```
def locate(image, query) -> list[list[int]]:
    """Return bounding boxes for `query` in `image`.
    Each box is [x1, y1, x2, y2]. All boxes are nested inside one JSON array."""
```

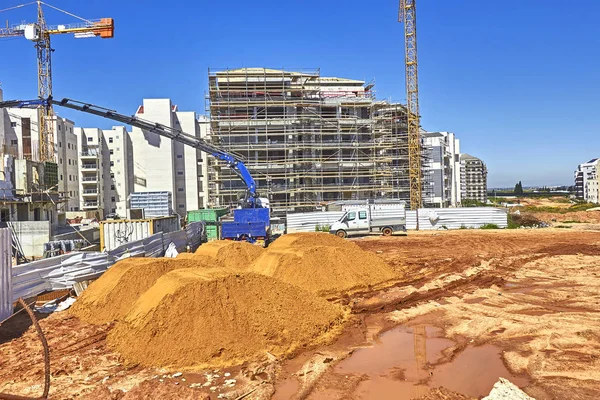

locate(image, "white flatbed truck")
[[328, 200, 407, 238]]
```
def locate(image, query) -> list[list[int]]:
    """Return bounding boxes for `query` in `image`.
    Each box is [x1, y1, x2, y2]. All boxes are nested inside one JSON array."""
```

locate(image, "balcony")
[[82, 189, 98, 197], [82, 201, 99, 209], [80, 148, 100, 158], [81, 163, 98, 170], [81, 175, 98, 183]]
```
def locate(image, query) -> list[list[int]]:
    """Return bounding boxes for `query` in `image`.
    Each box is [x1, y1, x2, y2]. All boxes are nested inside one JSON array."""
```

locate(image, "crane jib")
[[0, 96, 258, 205]]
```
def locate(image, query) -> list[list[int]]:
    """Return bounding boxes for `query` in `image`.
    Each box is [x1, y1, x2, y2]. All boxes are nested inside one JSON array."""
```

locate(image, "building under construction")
[[207, 68, 430, 214]]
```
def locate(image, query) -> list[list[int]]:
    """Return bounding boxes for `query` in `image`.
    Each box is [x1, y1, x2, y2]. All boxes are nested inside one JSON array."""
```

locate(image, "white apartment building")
[[130, 99, 207, 216], [575, 158, 600, 203], [6, 105, 80, 212], [102, 127, 133, 217], [460, 154, 488, 203], [422, 131, 462, 207], [74, 128, 110, 216], [197, 116, 210, 209]]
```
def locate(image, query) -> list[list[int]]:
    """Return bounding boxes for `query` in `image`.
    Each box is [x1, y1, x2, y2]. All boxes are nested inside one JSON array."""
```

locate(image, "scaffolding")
[[206, 68, 430, 214]]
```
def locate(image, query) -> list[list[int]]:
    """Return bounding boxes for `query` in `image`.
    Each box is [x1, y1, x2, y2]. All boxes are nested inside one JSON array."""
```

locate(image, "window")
[[359, 211, 367, 220], [109, 149, 114, 155], [69, 127, 72, 133], [68, 159, 71, 165], [110, 161, 114, 167], [87, 137, 93, 142], [178, 204, 185, 208], [177, 171, 183, 175], [178, 188, 184, 192], [10, 139, 18, 146], [110, 173, 114, 179], [59, 158, 62, 164], [67, 143, 70, 149], [177, 154, 183, 159], [58, 125, 61, 131], [69, 175, 72, 181], [10, 122, 16, 128], [117, 159, 120, 163], [59, 141, 62, 148], [111, 196, 115, 202], [112, 208, 116, 213], [111, 184, 115, 190], [60, 174, 63, 180], [347, 211, 356, 221], [109, 137, 114, 143]]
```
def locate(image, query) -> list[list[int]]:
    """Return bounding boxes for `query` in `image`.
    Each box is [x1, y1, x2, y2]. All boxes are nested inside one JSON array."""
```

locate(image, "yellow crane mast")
[[398, 0, 422, 210], [0, 1, 114, 162]]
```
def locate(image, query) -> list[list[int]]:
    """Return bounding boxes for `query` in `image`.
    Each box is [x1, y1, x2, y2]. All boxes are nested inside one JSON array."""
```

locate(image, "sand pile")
[[250, 232, 398, 296], [108, 269, 346, 369], [70, 257, 216, 324], [193, 240, 264, 271]]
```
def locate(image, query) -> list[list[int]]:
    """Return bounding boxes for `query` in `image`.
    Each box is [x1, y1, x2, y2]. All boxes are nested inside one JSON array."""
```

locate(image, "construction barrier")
[[406, 207, 508, 230], [286, 207, 508, 233], [286, 211, 345, 233], [0, 228, 11, 321], [4, 222, 205, 305]]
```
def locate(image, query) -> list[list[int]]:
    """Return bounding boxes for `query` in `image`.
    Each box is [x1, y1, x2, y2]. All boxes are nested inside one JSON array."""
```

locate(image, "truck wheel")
[[382, 227, 393, 236], [335, 230, 347, 239]]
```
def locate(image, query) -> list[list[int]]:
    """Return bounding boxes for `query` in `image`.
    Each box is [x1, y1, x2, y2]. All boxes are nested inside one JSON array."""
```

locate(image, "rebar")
[[0, 298, 50, 400]]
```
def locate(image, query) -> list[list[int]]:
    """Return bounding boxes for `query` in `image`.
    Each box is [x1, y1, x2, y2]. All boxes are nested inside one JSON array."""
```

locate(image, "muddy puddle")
[[289, 324, 530, 399]]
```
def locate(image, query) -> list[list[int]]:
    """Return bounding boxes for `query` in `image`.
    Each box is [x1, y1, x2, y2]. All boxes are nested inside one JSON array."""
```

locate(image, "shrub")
[[480, 223, 500, 230]]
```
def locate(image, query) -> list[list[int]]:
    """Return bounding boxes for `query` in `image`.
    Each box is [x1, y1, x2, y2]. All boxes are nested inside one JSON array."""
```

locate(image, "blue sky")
[[1, 0, 599, 188]]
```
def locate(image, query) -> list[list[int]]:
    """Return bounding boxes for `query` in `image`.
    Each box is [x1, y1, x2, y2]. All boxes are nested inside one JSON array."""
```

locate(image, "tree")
[[514, 181, 524, 195]]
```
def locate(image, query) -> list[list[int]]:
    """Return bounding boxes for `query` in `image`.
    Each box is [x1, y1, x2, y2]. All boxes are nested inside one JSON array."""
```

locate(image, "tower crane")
[[398, 0, 422, 211], [0, 1, 114, 162]]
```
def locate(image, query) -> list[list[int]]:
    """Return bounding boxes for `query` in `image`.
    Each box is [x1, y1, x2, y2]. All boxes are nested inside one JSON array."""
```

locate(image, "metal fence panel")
[[286, 211, 345, 233], [406, 207, 508, 230], [0, 228, 12, 321]]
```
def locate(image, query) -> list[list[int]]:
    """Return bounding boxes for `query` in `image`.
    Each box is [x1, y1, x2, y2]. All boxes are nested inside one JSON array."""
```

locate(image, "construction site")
[[207, 68, 426, 214], [1, 1, 600, 400]]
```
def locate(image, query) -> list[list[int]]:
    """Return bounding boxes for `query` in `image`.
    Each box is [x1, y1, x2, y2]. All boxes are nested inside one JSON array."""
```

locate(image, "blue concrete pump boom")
[[0, 97, 258, 207]]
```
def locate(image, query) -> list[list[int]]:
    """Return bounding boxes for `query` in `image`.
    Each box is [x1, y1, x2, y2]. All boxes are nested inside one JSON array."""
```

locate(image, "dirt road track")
[[1, 229, 600, 399]]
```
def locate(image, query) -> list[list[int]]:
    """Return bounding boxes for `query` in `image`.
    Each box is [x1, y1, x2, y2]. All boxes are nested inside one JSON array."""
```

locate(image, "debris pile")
[[70, 257, 215, 324], [192, 240, 264, 271], [250, 233, 398, 296], [108, 269, 346, 369]]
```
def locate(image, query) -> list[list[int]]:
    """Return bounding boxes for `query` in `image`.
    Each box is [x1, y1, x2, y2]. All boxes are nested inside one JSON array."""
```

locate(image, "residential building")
[[422, 131, 462, 207], [574, 158, 599, 202], [102, 127, 133, 217], [55, 117, 79, 211], [6, 106, 80, 213], [206, 68, 426, 215], [130, 99, 206, 216], [74, 128, 110, 216], [197, 116, 211, 209], [0, 87, 19, 160], [460, 154, 488, 203]]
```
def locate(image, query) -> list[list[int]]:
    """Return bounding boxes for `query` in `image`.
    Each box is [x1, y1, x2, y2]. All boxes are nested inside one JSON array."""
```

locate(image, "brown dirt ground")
[[2, 229, 600, 399]]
